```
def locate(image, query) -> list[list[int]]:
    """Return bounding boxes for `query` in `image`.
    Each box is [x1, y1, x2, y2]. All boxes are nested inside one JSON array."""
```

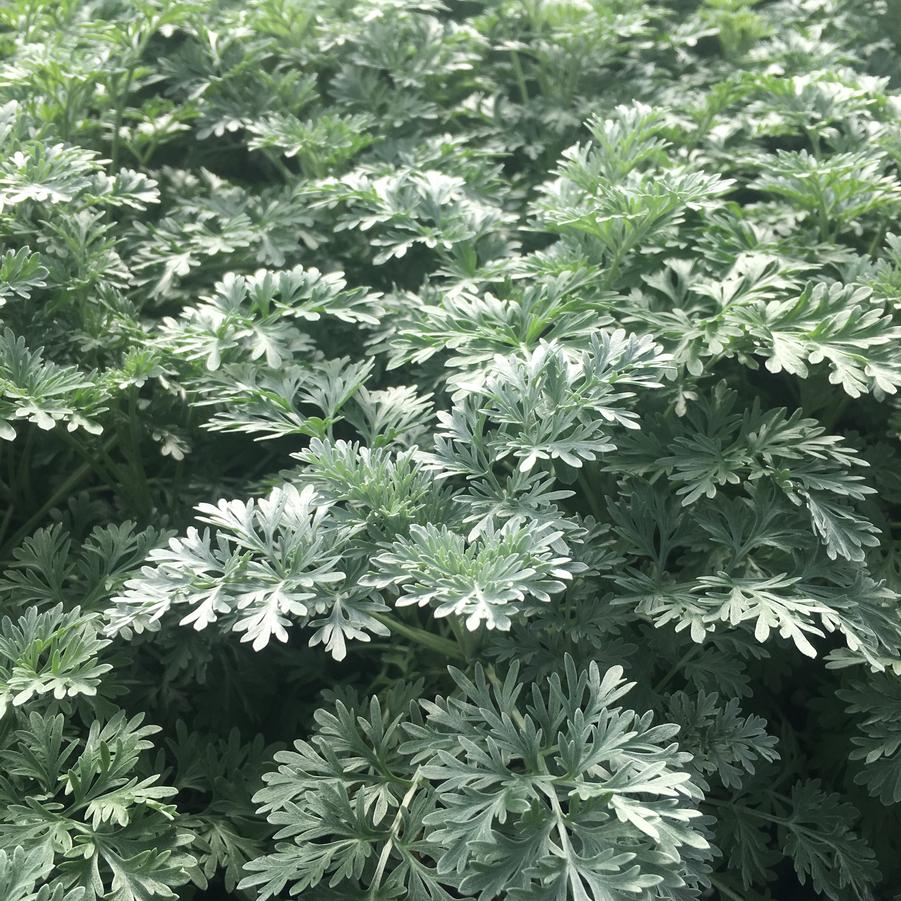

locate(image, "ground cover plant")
[[2, 0, 901, 898]]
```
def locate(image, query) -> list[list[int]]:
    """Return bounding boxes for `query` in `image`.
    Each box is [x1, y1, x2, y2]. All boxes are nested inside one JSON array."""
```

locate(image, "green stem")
[[510, 49, 530, 105], [815, 192, 832, 244], [654, 644, 702, 693], [368, 772, 422, 900], [371, 612, 466, 661], [61, 431, 117, 487], [0, 436, 116, 558], [16, 428, 35, 512], [577, 470, 605, 522], [447, 615, 480, 660], [485, 666, 528, 729], [0, 504, 13, 549], [867, 223, 886, 257], [488, 666, 577, 875], [110, 72, 134, 172], [264, 149, 295, 182], [126, 387, 152, 516], [548, 789, 576, 866], [704, 796, 788, 826], [818, 393, 850, 432], [805, 128, 821, 159], [5, 445, 14, 506], [710, 875, 747, 901], [109, 27, 155, 172]]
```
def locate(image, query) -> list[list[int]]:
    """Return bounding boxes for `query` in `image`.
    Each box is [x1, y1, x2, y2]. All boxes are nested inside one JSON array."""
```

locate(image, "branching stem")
[[371, 612, 466, 661]]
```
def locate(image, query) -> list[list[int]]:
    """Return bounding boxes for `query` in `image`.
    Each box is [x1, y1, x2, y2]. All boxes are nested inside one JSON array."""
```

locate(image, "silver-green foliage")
[[0, 0, 900, 899]]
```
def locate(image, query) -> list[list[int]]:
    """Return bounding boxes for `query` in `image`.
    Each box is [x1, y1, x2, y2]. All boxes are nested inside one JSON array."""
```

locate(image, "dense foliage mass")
[[2, 0, 901, 898]]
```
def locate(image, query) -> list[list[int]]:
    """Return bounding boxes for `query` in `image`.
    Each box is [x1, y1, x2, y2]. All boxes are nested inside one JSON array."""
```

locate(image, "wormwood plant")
[[2, 0, 901, 898]]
